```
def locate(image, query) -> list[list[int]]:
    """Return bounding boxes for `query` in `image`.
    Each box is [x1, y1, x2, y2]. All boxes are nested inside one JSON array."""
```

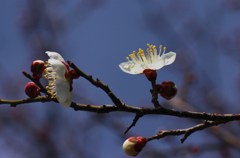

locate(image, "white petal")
[[55, 77, 72, 107], [162, 51, 176, 65], [46, 55, 72, 107], [48, 59, 66, 78], [148, 56, 165, 70], [46, 51, 65, 62], [119, 62, 144, 74]]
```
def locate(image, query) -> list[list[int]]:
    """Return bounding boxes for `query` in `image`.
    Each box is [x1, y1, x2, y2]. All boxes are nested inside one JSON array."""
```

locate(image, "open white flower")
[[44, 51, 72, 107], [119, 44, 176, 74]]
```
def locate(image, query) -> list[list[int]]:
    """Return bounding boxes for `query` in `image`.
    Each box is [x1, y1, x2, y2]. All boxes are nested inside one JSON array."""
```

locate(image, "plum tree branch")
[[0, 62, 239, 146], [1, 97, 240, 122]]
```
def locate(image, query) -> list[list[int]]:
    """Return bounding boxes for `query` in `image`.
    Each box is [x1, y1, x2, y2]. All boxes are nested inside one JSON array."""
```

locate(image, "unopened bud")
[[122, 136, 147, 156], [31, 60, 46, 80], [143, 69, 157, 81], [157, 81, 177, 100], [69, 70, 80, 79], [25, 82, 40, 98]]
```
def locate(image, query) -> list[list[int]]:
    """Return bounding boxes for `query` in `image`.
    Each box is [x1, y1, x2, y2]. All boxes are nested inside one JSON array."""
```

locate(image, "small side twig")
[[180, 120, 228, 143], [124, 113, 143, 134]]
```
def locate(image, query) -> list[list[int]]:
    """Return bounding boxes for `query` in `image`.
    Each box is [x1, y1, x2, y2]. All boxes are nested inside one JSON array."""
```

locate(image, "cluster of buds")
[[122, 136, 147, 156], [24, 60, 46, 98]]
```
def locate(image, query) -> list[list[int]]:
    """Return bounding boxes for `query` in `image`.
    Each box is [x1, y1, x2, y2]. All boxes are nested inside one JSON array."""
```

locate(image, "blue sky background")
[[1, 0, 240, 157]]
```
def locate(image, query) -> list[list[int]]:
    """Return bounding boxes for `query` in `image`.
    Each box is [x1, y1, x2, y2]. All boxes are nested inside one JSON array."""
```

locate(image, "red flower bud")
[[122, 136, 147, 156], [25, 82, 40, 98], [143, 69, 157, 81], [69, 70, 80, 79], [157, 81, 177, 100], [31, 60, 46, 80]]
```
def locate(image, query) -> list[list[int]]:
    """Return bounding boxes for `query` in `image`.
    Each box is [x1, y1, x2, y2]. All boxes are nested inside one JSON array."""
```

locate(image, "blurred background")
[[1, 0, 240, 157]]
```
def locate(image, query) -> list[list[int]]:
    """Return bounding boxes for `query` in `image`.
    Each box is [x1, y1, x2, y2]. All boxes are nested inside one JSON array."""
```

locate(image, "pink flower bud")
[[69, 70, 80, 79], [25, 82, 40, 98], [122, 136, 147, 156], [143, 69, 157, 81], [157, 81, 177, 100], [31, 60, 46, 80], [65, 70, 80, 80]]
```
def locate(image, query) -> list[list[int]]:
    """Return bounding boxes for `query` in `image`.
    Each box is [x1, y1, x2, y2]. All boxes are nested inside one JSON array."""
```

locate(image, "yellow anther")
[[129, 52, 134, 57], [138, 48, 144, 56], [129, 51, 136, 59], [129, 51, 140, 64]]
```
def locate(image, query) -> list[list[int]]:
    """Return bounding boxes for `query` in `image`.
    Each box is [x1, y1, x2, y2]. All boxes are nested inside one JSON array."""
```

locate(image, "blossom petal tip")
[[45, 51, 65, 62], [119, 62, 141, 75], [163, 51, 176, 65]]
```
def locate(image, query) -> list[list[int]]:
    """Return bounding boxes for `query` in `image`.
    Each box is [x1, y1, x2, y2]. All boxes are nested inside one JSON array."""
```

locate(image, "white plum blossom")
[[119, 44, 176, 74], [44, 51, 72, 107]]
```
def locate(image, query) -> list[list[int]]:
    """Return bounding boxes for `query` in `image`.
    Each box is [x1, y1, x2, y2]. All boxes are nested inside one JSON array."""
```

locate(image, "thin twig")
[[180, 120, 228, 143], [147, 120, 229, 143], [124, 113, 143, 134]]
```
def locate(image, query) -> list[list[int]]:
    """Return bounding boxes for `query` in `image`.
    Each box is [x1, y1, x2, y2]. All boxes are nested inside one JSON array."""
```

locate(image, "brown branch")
[[2, 97, 240, 123], [0, 98, 239, 144], [147, 120, 229, 143], [0, 96, 55, 107], [69, 62, 124, 107], [71, 102, 240, 122]]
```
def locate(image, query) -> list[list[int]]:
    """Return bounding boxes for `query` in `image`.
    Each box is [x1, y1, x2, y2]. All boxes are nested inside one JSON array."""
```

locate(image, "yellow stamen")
[[146, 44, 154, 63], [137, 48, 148, 64], [147, 44, 158, 62], [129, 51, 139, 64]]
